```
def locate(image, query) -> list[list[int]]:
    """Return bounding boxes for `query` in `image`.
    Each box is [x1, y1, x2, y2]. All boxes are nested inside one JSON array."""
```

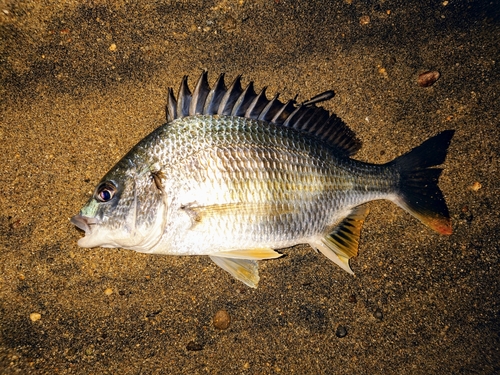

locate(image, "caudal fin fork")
[[389, 130, 455, 235]]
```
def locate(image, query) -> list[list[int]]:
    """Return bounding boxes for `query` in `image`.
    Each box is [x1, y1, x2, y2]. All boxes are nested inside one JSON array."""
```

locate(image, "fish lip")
[[70, 214, 97, 234]]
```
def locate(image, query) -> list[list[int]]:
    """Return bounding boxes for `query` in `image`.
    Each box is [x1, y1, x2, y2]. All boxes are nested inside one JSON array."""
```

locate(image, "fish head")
[[71, 158, 167, 252]]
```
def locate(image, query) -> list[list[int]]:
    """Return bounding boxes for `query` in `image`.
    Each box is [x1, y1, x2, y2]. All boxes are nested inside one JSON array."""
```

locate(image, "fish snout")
[[71, 214, 96, 234]]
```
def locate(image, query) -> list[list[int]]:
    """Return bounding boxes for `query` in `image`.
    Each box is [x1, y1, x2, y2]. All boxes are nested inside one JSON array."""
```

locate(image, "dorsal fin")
[[166, 72, 361, 156]]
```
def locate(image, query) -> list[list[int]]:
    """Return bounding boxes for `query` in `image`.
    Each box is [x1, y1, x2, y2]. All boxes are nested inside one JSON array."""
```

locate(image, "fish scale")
[[71, 72, 454, 288]]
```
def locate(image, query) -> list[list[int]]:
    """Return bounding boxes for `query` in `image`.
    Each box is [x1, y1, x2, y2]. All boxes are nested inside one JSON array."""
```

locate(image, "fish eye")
[[95, 182, 117, 203]]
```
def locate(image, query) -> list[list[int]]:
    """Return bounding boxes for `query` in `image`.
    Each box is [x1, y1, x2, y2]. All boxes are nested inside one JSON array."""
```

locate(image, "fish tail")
[[388, 130, 455, 235]]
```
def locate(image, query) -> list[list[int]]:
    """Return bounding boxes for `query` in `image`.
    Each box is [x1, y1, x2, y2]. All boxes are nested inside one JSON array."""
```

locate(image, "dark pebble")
[[186, 341, 203, 351], [146, 309, 162, 318], [348, 294, 357, 303], [374, 308, 384, 320], [418, 70, 440, 87], [335, 325, 348, 338]]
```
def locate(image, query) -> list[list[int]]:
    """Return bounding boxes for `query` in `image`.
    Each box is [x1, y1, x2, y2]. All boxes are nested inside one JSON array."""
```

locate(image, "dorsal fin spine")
[[218, 75, 243, 115], [190, 71, 210, 115], [282, 104, 303, 127], [257, 94, 281, 121], [245, 87, 268, 118], [177, 76, 192, 118], [302, 90, 335, 106], [166, 87, 177, 122], [204, 73, 226, 115], [292, 107, 315, 130], [271, 100, 296, 124], [231, 82, 257, 116]]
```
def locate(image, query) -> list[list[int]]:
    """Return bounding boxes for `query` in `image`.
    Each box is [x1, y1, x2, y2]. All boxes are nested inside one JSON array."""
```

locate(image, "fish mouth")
[[70, 214, 97, 234]]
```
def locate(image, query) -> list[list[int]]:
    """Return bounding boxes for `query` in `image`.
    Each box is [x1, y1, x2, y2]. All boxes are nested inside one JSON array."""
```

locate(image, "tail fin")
[[388, 130, 455, 235]]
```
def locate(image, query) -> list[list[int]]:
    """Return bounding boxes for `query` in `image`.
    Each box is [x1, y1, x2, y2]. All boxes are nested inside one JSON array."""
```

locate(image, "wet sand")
[[1, 1, 498, 374]]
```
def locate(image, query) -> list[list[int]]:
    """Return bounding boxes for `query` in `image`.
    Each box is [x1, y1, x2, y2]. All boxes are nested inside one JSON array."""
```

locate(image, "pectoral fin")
[[209, 256, 260, 288], [310, 205, 370, 274]]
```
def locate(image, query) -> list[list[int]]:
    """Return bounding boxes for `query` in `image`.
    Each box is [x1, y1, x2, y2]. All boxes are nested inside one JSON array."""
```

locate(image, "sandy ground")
[[1, 1, 498, 374]]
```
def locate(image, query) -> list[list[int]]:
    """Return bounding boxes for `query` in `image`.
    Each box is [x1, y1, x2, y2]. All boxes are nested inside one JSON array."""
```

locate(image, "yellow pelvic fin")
[[213, 248, 283, 260], [209, 256, 260, 288], [311, 205, 370, 274]]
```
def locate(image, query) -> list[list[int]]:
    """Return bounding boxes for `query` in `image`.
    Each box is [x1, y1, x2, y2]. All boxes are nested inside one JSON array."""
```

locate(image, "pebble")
[[213, 309, 231, 330], [186, 341, 203, 351], [470, 181, 481, 191], [335, 325, 348, 338], [85, 346, 94, 356], [378, 66, 388, 78], [29, 312, 41, 322], [418, 70, 440, 87], [104, 288, 113, 296], [374, 308, 384, 320], [359, 15, 370, 25]]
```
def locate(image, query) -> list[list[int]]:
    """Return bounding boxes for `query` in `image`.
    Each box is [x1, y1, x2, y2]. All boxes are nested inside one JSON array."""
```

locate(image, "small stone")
[[213, 309, 231, 330], [360, 15, 370, 25], [374, 308, 384, 320], [470, 181, 481, 191], [109, 43, 117, 51], [335, 325, 348, 338], [29, 312, 41, 322], [222, 16, 237, 32], [348, 294, 357, 303], [378, 66, 388, 79], [104, 288, 113, 296], [418, 70, 440, 87], [186, 341, 203, 351]]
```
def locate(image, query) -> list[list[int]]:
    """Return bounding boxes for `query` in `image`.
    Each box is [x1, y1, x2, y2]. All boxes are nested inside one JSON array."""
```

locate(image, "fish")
[[71, 72, 454, 288]]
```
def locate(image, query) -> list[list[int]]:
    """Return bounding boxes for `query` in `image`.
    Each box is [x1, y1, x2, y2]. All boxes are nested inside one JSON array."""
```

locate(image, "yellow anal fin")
[[213, 248, 283, 260], [209, 256, 260, 288], [311, 205, 370, 274]]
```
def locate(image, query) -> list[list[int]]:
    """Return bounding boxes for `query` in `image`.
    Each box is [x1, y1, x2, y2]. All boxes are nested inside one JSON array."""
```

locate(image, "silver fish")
[[71, 72, 454, 288]]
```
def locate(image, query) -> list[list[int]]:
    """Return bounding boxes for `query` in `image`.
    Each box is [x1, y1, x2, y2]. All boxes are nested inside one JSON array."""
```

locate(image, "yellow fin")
[[209, 256, 260, 288], [310, 205, 370, 274], [213, 248, 283, 260]]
